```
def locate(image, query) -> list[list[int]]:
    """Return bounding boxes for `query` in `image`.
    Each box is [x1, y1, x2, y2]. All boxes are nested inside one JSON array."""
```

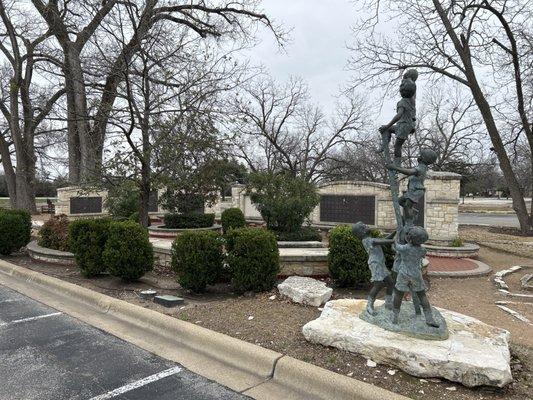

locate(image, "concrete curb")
[[0, 260, 408, 400]]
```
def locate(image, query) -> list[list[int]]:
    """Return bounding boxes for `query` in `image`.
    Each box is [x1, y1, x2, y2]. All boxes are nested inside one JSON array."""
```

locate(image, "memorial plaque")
[[70, 196, 102, 214], [320, 195, 375, 225], [148, 191, 158, 213]]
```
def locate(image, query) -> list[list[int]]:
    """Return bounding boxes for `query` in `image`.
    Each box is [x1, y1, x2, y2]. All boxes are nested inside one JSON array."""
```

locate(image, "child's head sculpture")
[[405, 225, 429, 246], [352, 221, 370, 239], [418, 148, 438, 166], [399, 68, 418, 99]]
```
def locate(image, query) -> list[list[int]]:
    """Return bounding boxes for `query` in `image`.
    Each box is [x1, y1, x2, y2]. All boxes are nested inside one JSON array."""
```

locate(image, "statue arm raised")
[[387, 164, 417, 175]]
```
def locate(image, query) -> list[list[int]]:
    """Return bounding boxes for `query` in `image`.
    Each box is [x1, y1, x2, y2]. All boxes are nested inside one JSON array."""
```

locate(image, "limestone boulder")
[[302, 299, 512, 387], [277, 277, 332, 307]]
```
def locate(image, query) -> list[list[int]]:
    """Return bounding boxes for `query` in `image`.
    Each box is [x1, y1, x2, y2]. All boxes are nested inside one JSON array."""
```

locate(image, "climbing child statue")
[[378, 69, 418, 165], [388, 148, 438, 227], [392, 226, 439, 327], [352, 222, 396, 316]]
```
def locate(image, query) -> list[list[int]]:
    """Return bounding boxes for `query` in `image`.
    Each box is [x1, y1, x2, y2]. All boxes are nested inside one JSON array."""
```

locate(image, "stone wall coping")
[[317, 180, 390, 190], [427, 171, 462, 180], [27, 240, 74, 258], [426, 199, 460, 204]]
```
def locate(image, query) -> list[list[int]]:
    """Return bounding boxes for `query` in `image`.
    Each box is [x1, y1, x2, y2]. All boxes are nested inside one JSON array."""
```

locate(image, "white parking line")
[[0, 299, 19, 304], [89, 366, 183, 400], [0, 312, 62, 327]]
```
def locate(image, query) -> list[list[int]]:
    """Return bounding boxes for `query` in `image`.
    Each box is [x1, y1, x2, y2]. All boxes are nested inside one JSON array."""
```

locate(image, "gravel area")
[[460, 226, 533, 258]]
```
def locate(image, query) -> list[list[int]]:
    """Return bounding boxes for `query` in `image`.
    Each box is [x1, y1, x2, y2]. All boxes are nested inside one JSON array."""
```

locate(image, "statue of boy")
[[352, 222, 396, 315], [388, 148, 438, 227], [378, 69, 418, 165], [393, 226, 439, 327]]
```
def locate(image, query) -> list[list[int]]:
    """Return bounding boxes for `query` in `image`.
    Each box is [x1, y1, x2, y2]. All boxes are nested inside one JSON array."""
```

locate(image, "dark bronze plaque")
[[70, 196, 102, 214], [414, 193, 425, 227], [320, 195, 375, 225], [148, 191, 158, 212]]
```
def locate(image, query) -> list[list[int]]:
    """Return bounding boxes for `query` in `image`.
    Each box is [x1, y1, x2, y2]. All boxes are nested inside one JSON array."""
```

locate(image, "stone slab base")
[[302, 299, 512, 388]]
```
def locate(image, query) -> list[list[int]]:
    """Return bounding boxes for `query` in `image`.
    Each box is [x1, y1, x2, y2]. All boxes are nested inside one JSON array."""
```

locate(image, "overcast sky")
[[244, 0, 356, 113]]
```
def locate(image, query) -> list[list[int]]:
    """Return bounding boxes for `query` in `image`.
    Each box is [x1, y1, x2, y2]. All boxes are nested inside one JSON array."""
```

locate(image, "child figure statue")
[[393, 226, 439, 327], [388, 148, 438, 227], [352, 222, 396, 316], [379, 69, 418, 165]]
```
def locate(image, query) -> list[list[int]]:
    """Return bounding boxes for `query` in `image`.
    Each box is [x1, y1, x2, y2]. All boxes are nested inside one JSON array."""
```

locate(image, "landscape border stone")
[[26, 240, 76, 266], [148, 224, 222, 239], [0, 259, 408, 400], [427, 258, 492, 278]]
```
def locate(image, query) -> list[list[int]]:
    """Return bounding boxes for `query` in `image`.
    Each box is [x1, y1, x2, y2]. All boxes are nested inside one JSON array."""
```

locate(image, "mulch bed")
[[2, 249, 532, 400]]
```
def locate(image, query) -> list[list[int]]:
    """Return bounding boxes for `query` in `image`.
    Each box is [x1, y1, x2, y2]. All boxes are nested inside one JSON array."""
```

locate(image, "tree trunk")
[[0, 136, 16, 207], [14, 147, 37, 214], [468, 81, 531, 232], [139, 176, 150, 228]]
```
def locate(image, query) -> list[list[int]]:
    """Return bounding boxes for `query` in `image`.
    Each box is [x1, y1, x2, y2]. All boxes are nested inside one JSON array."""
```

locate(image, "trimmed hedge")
[[38, 214, 70, 251], [221, 208, 246, 233], [328, 225, 370, 287], [164, 213, 215, 229], [69, 218, 112, 277], [274, 226, 321, 242], [226, 228, 280, 293], [0, 209, 32, 255], [103, 221, 153, 281], [171, 230, 223, 292]]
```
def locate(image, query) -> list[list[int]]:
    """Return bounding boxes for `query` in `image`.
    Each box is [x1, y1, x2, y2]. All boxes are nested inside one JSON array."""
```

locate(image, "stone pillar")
[[424, 171, 461, 243]]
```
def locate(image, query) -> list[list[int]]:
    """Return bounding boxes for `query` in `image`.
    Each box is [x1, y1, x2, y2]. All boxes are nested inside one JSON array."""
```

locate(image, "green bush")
[[103, 221, 153, 281], [164, 213, 215, 229], [247, 172, 319, 233], [221, 208, 246, 233], [171, 230, 223, 292], [226, 228, 280, 293], [0, 209, 31, 255], [69, 218, 112, 277], [38, 214, 70, 251], [450, 237, 464, 247], [328, 225, 370, 287], [104, 183, 139, 219], [274, 226, 321, 242]]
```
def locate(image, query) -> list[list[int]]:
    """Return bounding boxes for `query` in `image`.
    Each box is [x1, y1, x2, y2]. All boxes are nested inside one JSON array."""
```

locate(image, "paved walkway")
[[0, 285, 248, 400]]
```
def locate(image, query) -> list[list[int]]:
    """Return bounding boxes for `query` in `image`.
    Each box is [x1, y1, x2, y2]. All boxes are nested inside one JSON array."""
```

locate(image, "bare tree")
[[229, 77, 367, 182], [0, 0, 64, 212], [30, 0, 280, 184], [350, 0, 533, 232]]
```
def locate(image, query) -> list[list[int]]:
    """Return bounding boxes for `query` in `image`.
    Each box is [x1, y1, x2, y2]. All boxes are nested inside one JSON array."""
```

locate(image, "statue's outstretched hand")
[[378, 125, 389, 133]]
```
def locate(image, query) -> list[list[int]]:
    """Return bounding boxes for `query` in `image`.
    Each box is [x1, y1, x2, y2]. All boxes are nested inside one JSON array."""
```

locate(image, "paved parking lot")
[[0, 285, 248, 400]]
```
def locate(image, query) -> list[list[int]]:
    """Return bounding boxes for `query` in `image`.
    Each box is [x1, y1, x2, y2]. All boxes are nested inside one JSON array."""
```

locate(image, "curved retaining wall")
[[148, 224, 222, 239], [424, 243, 480, 258], [27, 241, 76, 266]]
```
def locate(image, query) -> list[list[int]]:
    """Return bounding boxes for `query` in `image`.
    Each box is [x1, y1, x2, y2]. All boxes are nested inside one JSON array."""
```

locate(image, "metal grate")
[[70, 197, 102, 214], [320, 195, 376, 225]]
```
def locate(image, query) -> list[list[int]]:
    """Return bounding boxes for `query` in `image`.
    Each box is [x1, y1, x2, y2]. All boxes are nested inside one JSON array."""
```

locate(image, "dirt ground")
[[3, 244, 532, 400]]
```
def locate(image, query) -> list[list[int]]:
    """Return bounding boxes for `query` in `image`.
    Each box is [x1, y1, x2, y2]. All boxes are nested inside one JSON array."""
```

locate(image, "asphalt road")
[[458, 212, 520, 228], [0, 285, 248, 400]]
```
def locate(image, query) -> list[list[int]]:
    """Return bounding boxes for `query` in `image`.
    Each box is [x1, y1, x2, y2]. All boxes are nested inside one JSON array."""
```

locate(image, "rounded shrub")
[[274, 226, 321, 242], [328, 225, 370, 287], [171, 230, 223, 292], [0, 210, 31, 255], [221, 208, 245, 233], [226, 228, 280, 294], [103, 221, 153, 281], [69, 218, 112, 277], [163, 213, 215, 229], [38, 214, 70, 251]]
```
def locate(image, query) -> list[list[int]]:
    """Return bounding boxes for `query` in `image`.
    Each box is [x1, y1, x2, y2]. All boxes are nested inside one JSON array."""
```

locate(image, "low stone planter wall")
[[148, 224, 222, 239], [151, 242, 329, 278], [27, 241, 76, 266], [277, 241, 326, 249], [424, 243, 480, 258]]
